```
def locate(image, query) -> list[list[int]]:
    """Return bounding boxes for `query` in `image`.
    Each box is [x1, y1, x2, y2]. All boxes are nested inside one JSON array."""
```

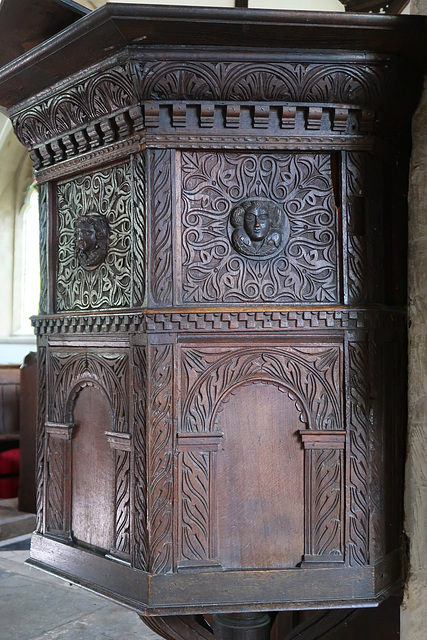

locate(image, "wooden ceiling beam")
[[340, 0, 409, 12]]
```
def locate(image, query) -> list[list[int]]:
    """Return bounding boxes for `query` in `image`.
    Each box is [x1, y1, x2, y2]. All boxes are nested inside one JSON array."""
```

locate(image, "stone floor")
[[0, 499, 162, 640]]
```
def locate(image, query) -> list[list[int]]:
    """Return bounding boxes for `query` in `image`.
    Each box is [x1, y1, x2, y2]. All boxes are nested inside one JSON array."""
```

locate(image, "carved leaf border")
[[12, 60, 390, 147], [48, 351, 129, 432], [148, 343, 174, 574], [181, 345, 342, 434]]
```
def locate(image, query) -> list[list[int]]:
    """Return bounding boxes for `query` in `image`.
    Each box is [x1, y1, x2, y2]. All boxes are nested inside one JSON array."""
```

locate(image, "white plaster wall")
[[0, 113, 36, 362]]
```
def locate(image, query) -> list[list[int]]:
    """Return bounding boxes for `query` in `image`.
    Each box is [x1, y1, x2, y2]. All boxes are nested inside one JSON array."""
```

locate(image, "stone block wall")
[[403, 5, 427, 632]]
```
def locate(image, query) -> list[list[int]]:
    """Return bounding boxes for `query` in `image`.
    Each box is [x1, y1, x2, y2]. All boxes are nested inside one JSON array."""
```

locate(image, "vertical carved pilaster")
[[300, 430, 345, 566], [367, 326, 385, 563], [132, 152, 146, 307], [106, 432, 132, 563], [347, 340, 370, 566], [38, 183, 49, 314], [148, 343, 174, 573], [176, 432, 223, 570], [149, 149, 173, 306], [345, 152, 367, 304], [44, 422, 73, 540], [36, 345, 47, 532], [133, 346, 148, 570]]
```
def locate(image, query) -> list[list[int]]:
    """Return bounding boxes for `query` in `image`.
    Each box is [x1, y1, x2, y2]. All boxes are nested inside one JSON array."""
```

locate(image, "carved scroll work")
[[43, 350, 131, 560], [176, 344, 344, 570], [56, 154, 146, 312], [180, 151, 339, 304]]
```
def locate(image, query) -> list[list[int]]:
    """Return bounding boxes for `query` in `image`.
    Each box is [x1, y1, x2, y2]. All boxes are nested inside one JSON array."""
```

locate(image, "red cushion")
[[0, 448, 20, 475], [0, 475, 19, 499]]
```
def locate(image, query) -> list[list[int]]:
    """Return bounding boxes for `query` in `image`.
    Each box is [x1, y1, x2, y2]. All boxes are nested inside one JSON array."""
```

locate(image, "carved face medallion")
[[75, 214, 109, 270], [230, 199, 289, 259]]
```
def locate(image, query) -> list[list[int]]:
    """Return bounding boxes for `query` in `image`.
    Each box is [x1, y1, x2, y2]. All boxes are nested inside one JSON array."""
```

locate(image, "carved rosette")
[[56, 157, 146, 312], [181, 152, 338, 304]]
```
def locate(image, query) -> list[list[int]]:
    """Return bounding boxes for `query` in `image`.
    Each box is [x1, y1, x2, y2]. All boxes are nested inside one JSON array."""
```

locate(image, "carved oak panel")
[[147, 343, 174, 574], [180, 344, 342, 433], [56, 154, 146, 312], [133, 346, 149, 571], [44, 348, 130, 551], [36, 346, 47, 533], [347, 340, 370, 566], [177, 342, 344, 572], [180, 151, 339, 304]]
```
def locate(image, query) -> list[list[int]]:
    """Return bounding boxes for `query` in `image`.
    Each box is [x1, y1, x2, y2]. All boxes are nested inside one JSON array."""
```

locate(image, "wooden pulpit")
[[0, 2, 426, 638]]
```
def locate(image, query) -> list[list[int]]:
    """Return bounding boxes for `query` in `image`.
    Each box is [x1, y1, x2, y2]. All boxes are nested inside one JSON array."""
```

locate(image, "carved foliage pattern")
[[13, 61, 387, 148], [56, 163, 133, 311], [348, 341, 370, 566], [114, 448, 131, 556], [150, 149, 173, 305], [148, 344, 173, 573], [181, 152, 338, 303], [181, 346, 341, 433], [368, 334, 383, 562], [133, 346, 148, 570], [181, 451, 210, 563], [346, 152, 367, 303], [136, 61, 385, 106], [48, 351, 128, 431], [13, 65, 136, 147], [38, 184, 49, 314], [312, 449, 342, 556], [45, 437, 66, 533], [132, 153, 146, 306], [36, 347, 47, 532]]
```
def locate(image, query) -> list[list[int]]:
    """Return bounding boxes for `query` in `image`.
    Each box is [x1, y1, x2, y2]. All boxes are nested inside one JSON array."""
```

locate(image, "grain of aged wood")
[[0, 2, 425, 639]]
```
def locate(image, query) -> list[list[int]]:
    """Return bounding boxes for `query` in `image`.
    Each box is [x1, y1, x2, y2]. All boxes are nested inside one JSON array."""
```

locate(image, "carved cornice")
[[133, 61, 387, 106], [10, 57, 396, 166], [145, 133, 376, 152], [29, 103, 376, 175], [36, 136, 143, 184], [32, 308, 405, 336]]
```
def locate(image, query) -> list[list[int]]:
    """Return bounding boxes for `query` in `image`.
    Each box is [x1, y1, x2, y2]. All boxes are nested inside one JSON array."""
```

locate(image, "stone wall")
[[403, 4, 427, 634]]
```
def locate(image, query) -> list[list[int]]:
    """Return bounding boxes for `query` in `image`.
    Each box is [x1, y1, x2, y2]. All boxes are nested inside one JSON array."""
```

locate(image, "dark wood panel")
[[216, 383, 304, 570], [71, 386, 115, 551]]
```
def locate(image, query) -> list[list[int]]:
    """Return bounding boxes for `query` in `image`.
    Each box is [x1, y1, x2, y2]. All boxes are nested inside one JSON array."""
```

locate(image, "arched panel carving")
[[181, 346, 341, 434], [44, 349, 131, 557], [49, 351, 128, 431], [177, 344, 343, 571]]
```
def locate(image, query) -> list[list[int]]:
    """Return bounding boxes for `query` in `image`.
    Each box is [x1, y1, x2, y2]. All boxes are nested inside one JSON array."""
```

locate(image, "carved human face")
[[76, 220, 96, 253], [243, 204, 271, 241]]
